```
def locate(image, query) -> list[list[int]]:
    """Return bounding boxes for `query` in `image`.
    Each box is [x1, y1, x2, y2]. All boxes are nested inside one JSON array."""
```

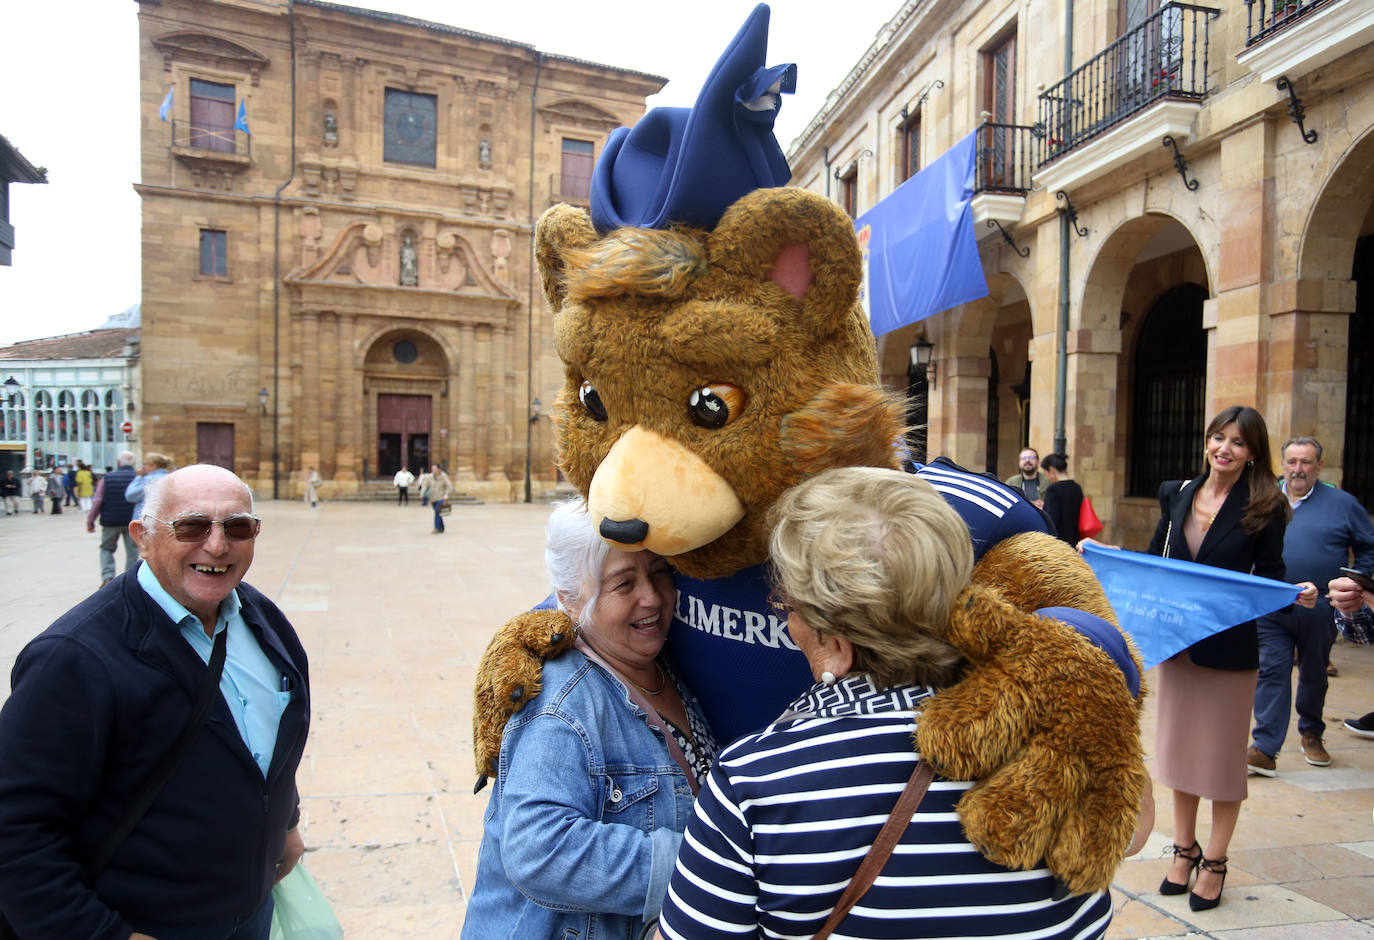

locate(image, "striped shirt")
[[658, 674, 1112, 940]]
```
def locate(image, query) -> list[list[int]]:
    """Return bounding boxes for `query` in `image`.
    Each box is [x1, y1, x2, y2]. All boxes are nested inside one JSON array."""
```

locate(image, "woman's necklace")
[[1195, 486, 1229, 531], [628, 660, 666, 696]]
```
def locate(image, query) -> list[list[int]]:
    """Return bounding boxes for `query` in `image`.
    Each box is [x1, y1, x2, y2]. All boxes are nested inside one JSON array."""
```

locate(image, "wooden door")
[[196, 422, 235, 471]]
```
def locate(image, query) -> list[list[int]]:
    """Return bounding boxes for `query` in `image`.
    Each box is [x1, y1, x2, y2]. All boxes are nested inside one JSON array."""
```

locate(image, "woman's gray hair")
[[545, 500, 611, 625]]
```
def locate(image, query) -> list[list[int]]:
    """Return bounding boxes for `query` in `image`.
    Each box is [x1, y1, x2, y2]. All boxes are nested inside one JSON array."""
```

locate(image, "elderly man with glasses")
[[0, 464, 311, 940]]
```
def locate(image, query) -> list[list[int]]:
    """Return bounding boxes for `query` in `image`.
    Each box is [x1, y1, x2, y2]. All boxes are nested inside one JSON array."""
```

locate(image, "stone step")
[[332, 482, 484, 505]]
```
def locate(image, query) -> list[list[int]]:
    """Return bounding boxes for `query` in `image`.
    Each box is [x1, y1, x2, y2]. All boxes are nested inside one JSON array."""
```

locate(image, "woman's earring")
[[1247, 460, 1255, 467], [820, 671, 837, 686]]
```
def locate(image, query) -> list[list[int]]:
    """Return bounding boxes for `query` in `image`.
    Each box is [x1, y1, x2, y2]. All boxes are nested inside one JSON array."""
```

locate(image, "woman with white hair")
[[463, 501, 716, 940]]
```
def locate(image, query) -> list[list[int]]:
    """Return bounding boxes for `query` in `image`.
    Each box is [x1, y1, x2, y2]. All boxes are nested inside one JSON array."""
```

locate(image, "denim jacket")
[[462, 649, 698, 940]]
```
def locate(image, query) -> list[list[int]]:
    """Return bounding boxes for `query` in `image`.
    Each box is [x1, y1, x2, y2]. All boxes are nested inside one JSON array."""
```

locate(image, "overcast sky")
[[0, 0, 898, 346]]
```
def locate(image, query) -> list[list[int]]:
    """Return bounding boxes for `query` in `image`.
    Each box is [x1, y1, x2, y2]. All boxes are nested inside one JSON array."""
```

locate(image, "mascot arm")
[[472, 610, 576, 790], [918, 532, 1148, 897], [498, 712, 681, 920]]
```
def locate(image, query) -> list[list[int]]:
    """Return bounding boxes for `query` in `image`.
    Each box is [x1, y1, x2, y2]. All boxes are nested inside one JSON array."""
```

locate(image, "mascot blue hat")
[[590, 3, 796, 233]]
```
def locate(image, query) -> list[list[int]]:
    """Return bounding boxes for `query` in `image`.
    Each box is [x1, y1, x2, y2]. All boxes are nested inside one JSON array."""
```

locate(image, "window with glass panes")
[[189, 79, 236, 153], [560, 139, 595, 199], [200, 229, 227, 277]]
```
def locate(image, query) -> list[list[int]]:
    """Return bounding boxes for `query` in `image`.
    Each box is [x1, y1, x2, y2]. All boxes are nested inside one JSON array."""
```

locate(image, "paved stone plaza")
[[2, 498, 1372, 938]]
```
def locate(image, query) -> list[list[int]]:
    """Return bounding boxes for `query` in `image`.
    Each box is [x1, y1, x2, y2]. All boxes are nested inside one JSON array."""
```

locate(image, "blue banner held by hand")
[[1081, 542, 1299, 672]]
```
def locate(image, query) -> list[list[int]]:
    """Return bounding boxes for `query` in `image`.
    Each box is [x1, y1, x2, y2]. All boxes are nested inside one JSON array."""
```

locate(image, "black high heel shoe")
[[1158, 840, 1202, 895], [1189, 855, 1228, 911]]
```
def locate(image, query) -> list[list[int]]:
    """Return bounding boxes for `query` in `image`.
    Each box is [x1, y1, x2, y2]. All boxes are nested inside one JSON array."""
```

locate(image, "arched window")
[[1343, 234, 1373, 509], [82, 390, 99, 442], [34, 391, 51, 443], [1129, 283, 1207, 497], [105, 389, 121, 442], [58, 391, 76, 442]]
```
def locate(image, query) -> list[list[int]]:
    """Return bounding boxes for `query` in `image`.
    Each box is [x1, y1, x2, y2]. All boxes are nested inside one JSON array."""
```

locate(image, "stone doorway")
[[377, 393, 431, 478]]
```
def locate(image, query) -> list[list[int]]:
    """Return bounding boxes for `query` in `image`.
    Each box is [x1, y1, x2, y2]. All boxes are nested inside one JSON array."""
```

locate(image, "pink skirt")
[[1154, 653, 1257, 802]]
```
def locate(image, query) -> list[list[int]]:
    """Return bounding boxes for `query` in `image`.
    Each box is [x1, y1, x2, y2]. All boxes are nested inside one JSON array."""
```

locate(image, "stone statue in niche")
[[399, 234, 419, 286], [323, 111, 338, 146], [478, 138, 492, 169]]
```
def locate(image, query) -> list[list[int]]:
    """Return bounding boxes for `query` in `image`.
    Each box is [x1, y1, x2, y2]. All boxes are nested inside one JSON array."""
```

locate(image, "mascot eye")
[[578, 380, 608, 422], [688, 384, 745, 429]]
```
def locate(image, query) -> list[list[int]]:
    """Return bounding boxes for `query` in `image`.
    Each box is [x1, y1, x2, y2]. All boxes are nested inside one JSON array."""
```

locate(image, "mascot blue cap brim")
[[590, 3, 796, 233]]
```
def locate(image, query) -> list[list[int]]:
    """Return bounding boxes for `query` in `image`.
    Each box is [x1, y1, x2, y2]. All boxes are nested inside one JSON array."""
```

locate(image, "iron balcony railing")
[[170, 120, 251, 158], [1244, 0, 1331, 47], [1036, 4, 1220, 166], [974, 122, 1037, 194]]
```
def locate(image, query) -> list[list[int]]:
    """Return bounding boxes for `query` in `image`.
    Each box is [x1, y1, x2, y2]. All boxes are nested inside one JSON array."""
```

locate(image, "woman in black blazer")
[[1147, 405, 1312, 911], [1040, 453, 1084, 547]]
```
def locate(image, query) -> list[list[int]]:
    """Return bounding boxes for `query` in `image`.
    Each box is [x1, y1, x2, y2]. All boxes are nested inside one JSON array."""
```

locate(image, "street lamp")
[[909, 337, 935, 389], [258, 387, 270, 416]]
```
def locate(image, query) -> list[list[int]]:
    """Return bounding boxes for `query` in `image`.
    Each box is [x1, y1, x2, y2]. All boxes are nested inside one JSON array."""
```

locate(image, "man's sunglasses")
[[148, 514, 261, 543]]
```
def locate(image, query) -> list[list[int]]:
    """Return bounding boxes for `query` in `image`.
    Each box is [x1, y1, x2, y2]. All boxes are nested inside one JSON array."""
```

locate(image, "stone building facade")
[[135, 0, 663, 500], [788, 0, 1374, 547]]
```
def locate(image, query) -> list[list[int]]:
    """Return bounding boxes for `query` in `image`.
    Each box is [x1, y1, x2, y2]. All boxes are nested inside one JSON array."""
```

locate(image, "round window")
[[393, 341, 418, 364]]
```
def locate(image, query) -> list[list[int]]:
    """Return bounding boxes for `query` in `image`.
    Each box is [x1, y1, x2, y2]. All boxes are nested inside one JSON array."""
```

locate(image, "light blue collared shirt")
[[137, 563, 290, 777]]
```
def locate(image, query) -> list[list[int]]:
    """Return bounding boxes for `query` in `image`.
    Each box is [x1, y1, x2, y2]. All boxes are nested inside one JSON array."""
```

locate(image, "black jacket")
[[0, 565, 310, 939], [1148, 473, 1287, 670], [1042, 479, 1084, 547]]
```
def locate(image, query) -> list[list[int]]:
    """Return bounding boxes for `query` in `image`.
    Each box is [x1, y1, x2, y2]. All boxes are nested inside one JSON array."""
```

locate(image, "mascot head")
[[535, 4, 904, 579]]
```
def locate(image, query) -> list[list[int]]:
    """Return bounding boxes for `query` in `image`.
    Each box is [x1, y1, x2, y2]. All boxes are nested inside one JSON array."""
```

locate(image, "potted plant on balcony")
[[1272, 0, 1300, 23]]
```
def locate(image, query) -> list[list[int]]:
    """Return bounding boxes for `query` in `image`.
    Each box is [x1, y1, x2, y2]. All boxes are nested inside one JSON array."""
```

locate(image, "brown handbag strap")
[[813, 760, 935, 940]]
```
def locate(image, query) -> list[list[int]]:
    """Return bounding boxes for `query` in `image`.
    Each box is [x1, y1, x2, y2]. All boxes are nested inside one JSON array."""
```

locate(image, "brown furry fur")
[[471, 610, 576, 791], [917, 532, 1147, 895], [473, 186, 1145, 894]]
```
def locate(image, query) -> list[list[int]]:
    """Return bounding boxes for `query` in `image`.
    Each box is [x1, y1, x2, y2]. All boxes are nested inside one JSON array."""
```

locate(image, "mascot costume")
[[473, 3, 1148, 898]]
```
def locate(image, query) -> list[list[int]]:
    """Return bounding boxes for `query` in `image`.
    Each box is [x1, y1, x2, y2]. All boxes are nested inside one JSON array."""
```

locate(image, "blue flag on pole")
[[235, 99, 250, 135], [159, 87, 173, 122], [1081, 543, 1299, 671], [855, 130, 988, 336]]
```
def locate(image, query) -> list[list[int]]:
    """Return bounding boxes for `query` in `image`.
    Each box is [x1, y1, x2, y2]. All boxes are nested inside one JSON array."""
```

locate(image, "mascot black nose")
[[600, 517, 649, 544]]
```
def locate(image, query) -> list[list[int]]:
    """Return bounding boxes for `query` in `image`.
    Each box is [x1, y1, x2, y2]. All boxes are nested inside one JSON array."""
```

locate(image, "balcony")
[[549, 173, 591, 207], [1034, 3, 1219, 194], [972, 122, 1036, 243], [169, 120, 251, 182], [1237, 0, 1374, 82]]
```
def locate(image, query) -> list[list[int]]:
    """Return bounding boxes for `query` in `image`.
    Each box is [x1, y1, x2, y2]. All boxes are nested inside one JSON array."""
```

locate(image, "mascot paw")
[[918, 556, 1148, 896], [1042, 772, 1147, 895], [472, 610, 576, 791], [955, 742, 1071, 873]]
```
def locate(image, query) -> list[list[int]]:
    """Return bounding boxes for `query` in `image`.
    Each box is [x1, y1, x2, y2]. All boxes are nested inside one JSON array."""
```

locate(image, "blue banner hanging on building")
[[855, 130, 988, 337], [1081, 543, 1300, 671]]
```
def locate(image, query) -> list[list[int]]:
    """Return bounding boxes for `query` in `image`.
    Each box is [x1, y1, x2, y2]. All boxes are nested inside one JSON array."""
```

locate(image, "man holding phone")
[[1248, 437, 1374, 775]]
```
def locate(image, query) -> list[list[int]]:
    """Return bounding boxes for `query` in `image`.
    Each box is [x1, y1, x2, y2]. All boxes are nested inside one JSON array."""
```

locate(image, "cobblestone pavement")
[[2, 498, 1372, 938]]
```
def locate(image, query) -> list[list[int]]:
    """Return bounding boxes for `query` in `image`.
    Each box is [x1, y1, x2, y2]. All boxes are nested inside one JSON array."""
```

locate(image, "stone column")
[[335, 313, 358, 484], [318, 312, 338, 477], [456, 323, 477, 480], [1264, 278, 1355, 463], [487, 326, 511, 481], [300, 310, 321, 478], [937, 355, 994, 471], [1211, 120, 1273, 415], [474, 325, 492, 479], [1062, 328, 1123, 536]]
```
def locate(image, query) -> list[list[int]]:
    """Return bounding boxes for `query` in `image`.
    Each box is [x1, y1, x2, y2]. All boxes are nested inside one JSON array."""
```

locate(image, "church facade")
[[135, 0, 663, 500]]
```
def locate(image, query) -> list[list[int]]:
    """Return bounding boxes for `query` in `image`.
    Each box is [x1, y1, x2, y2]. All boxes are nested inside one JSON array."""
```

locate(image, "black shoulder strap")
[[86, 627, 229, 878]]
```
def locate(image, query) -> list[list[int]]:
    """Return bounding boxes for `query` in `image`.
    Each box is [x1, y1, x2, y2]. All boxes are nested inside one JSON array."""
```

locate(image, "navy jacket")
[[0, 565, 310, 939], [1148, 473, 1287, 670], [97, 465, 138, 529]]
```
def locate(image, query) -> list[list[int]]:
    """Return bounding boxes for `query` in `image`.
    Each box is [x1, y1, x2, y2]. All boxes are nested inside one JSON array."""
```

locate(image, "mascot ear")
[[535, 204, 600, 313], [708, 188, 862, 332]]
